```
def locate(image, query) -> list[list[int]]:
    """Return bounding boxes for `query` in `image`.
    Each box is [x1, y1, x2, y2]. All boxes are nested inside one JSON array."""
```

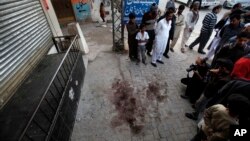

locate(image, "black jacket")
[[207, 79, 250, 107], [213, 44, 249, 67]]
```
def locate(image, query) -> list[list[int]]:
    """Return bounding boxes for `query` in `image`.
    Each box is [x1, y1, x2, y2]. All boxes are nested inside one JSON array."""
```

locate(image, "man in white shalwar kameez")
[[151, 11, 173, 67]]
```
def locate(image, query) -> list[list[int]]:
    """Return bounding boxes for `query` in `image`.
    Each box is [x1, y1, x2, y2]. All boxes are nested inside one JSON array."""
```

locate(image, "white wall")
[[159, 0, 168, 12], [40, 0, 64, 54], [90, 0, 112, 22], [40, 0, 63, 37]]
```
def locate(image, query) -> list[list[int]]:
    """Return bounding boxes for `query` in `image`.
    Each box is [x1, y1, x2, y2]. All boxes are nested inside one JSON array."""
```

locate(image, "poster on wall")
[[71, 0, 91, 21], [123, 0, 159, 24]]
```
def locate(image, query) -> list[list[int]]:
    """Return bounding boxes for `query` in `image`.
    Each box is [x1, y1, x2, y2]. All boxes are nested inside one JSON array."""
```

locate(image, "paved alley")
[[69, 23, 201, 141], [68, 5, 229, 141]]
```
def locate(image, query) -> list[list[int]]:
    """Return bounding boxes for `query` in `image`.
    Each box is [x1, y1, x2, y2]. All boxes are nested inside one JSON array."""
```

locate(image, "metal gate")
[[0, 0, 53, 106]]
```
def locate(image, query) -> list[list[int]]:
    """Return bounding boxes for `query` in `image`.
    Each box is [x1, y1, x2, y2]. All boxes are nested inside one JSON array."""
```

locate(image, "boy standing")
[[126, 13, 138, 61], [136, 24, 149, 65]]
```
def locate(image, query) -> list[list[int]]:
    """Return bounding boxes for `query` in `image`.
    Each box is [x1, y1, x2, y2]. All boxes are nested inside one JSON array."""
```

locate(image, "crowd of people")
[[126, 1, 250, 141]]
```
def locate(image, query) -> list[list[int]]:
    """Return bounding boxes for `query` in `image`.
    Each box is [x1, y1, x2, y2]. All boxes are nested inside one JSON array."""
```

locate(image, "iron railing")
[[18, 35, 81, 141]]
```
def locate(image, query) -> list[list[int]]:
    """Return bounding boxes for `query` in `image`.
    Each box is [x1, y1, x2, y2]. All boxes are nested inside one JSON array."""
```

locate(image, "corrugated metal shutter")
[[0, 0, 53, 105]]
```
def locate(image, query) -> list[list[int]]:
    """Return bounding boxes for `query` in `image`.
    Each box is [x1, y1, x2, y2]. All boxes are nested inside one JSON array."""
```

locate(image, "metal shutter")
[[0, 0, 53, 105]]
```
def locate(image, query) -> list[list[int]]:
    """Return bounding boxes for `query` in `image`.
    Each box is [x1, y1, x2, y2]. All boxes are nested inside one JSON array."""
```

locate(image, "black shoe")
[[185, 113, 198, 120], [180, 95, 189, 99], [147, 52, 151, 56], [191, 104, 196, 109], [163, 54, 169, 58], [142, 60, 147, 65], [129, 57, 135, 61], [151, 62, 157, 67], [181, 78, 190, 85], [198, 50, 206, 54], [189, 47, 193, 50], [170, 48, 174, 52], [156, 60, 164, 64]]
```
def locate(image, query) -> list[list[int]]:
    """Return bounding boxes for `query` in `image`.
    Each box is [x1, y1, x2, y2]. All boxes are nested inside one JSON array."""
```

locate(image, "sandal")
[[181, 47, 185, 53]]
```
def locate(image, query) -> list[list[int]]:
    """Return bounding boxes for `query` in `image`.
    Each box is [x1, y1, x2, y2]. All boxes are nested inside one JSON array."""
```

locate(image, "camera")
[[186, 64, 197, 72]]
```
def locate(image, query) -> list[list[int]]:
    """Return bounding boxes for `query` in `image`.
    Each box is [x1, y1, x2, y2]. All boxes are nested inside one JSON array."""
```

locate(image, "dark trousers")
[[189, 31, 212, 52], [146, 30, 155, 53], [185, 76, 206, 104], [190, 129, 207, 141], [128, 35, 138, 60], [195, 96, 211, 121], [164, 37, 171, 55]]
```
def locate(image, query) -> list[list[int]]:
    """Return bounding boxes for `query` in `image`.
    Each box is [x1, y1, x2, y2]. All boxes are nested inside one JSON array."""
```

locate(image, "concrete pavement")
[[68, 22, 200, 141], [65, 5, 230, 141]]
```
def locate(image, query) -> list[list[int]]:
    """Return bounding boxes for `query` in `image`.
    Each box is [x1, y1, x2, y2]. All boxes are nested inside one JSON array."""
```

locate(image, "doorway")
[[51, 0, 76, 25]]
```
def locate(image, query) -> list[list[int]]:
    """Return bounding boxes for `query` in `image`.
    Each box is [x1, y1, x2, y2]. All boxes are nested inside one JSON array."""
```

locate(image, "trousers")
[[137, 45, 146, 62], [189, 30, 212, 51]]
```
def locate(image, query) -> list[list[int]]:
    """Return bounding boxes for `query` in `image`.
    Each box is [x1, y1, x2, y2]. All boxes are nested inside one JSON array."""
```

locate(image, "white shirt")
[[155, 19, 171, 38], [136, 31, 149, 46], [185, 11, 199, 29], [175, 14, 185, 26]]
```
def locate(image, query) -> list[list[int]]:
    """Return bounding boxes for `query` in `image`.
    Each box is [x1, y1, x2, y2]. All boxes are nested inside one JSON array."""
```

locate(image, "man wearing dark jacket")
[[206, 79, 250, 108], [185, 59, 233, 121], [181, 57, 210, 104], [141, 3, 158, 56], [212, 31, 250, 66], [215, 14, 245, 53]]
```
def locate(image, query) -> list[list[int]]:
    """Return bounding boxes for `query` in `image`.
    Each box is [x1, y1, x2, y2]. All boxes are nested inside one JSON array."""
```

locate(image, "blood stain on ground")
[[146, 82, 167, 102], [110, 79, 168, 134], [110, 79, 145, 134]]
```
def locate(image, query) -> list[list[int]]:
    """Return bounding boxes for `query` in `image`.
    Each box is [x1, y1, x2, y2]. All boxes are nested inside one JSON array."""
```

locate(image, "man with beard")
[[163, 7, 176, 58], [157, 7, 176, 58], [151, 11, 173, 67]]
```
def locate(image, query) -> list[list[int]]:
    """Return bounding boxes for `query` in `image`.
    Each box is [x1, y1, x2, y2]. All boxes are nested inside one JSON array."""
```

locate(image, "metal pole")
[[111, 0, 124, 52], [121, 0, 124, 48], [111, 0, 115, 51]]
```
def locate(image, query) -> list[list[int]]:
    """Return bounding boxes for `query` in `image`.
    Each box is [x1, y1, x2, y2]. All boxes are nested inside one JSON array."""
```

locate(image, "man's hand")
[[194, 70, 203, 80], [245, 11, 250, 16], [195, 56, 203, 65], [209, 69, 219, 74], [193, 70, 199, 75]]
